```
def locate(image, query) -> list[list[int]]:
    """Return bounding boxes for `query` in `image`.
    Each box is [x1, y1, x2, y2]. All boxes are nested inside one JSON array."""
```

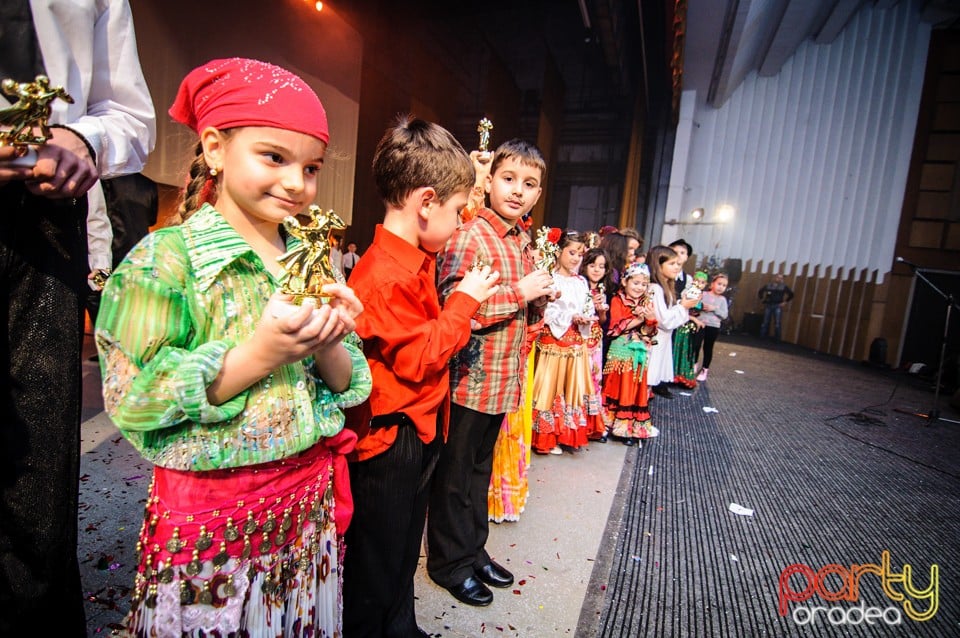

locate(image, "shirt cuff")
[[327, 339, 372, 409], [444, 290, 482, 320], [175, 340, 248, 423]]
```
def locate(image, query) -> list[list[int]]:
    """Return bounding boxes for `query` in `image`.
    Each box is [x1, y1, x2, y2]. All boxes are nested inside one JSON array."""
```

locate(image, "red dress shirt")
[[344, 225, 480, 461]]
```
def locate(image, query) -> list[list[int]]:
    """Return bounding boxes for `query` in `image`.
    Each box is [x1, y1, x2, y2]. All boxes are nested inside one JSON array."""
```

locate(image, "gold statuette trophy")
[[0, 75, 74, 167], [276, 206, 346, 309], [463, 118, 494, 224], [477, 118, 493, 152]]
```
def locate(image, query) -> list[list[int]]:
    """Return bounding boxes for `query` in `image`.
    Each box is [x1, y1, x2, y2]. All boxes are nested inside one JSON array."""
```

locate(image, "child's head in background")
[[583, 247, 611, 291], [621, 262, 650, 301], [710, 273, 729, 295], [555, 230, 585, 276], [694, 270, 709, 290], [646, 245, 681, 304]]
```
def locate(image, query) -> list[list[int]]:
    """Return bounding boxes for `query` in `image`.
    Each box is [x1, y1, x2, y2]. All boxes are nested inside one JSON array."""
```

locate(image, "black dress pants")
[[426, 404, 503, 588], [343, 422, 442, 637], [0, 183, 87, 635]]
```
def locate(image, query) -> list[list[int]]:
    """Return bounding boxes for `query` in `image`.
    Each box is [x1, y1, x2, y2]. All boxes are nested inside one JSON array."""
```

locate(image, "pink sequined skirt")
[[124, 430, 356, 638]]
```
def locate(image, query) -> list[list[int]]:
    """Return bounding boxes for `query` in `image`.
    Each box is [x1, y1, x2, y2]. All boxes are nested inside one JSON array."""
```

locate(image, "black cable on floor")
[[821, 412, 960, 482]]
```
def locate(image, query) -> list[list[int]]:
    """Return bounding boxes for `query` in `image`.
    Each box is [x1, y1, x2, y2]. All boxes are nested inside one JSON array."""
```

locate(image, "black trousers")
[[691, 325, 706, 366], [343, 421, 442, 637], [426, 404, 503, 587], [0, 183, 87, 635], [701, 326, 721, 369]]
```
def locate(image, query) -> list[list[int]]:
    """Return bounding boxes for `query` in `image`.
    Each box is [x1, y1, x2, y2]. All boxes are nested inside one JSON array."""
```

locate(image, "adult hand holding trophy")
[[0, 75, 74, 168], [0, 74, 98, 199]]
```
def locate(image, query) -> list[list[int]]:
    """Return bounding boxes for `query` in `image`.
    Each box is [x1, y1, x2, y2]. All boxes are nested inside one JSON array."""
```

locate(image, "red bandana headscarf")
[[169, 57, 329, 143]]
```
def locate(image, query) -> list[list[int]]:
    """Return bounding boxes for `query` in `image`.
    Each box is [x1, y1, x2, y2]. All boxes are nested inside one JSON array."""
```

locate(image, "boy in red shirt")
[[428, 139, 557, 606], [342, 117, 500, 637]]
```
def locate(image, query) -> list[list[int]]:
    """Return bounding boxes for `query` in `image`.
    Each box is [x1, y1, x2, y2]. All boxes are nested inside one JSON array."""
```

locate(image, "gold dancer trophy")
[[477, 118, 493, 152], [463, 118, 494, 224], [0, 75, 74, 167], [276, 205, 346, 304]]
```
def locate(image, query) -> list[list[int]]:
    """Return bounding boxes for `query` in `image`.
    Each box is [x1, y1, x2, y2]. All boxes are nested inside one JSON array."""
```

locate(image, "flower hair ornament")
[[534, 226, 561, 272], [624, 261, 650, 280]]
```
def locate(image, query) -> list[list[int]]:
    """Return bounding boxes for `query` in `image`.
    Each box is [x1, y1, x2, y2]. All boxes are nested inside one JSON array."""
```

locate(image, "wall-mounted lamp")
[[663, 204, 735, 226]]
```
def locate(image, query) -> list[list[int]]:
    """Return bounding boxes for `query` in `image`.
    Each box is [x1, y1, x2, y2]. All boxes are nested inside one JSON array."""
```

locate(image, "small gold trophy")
[[477, 118, 493, 152], [0, 75, 74, 168], [534, 227, 560, 273], [463, 118, 494, 224], [276, 205, 346, 304]]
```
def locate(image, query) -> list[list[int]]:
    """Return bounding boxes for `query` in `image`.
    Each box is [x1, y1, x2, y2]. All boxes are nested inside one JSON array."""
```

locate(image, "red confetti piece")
[[518, 579, 526, 586], [512, 589, 521, 595]]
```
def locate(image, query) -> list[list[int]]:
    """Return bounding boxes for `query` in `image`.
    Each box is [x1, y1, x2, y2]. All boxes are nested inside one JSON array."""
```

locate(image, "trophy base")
[[270, 296, 330, 320], [0, 147, 38, 169]]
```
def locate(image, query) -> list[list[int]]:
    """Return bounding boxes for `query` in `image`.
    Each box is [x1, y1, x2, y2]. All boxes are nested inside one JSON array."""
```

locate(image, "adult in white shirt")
[[0, 1, 155, 633], [342, 240, 361, 279]]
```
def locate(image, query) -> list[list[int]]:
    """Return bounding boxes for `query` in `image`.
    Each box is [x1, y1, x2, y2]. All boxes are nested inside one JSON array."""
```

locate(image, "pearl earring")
[[210, 167, 219, 177]]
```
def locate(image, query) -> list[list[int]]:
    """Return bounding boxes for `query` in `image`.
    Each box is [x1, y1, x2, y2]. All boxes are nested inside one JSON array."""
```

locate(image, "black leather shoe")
[[475, 560, 514, 588], [652, 385, 674, 399], [446, 576, 493, 606], [623, 437, 636, 446]]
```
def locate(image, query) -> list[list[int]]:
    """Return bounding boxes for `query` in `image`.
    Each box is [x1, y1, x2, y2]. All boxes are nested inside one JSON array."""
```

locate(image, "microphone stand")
[[897, 262, 960, 425]]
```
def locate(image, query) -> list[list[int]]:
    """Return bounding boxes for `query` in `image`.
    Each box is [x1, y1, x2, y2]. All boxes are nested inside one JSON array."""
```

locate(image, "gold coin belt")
[[130, 465, 335, 610]]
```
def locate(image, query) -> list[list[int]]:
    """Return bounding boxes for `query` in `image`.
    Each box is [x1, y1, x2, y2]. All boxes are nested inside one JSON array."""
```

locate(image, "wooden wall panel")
[[726, 264, 884, 361]]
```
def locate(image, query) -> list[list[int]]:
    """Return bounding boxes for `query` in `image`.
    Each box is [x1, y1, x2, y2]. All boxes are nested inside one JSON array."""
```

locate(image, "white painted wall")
[[663, 1, 931, 277]]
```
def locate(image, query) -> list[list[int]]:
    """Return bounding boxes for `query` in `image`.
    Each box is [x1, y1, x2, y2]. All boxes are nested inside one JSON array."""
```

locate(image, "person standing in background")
[[758, 273, 794, 341], [668, 238, 693, 300], [696, 272, 730, 381], [342, 240, 361, 279], [0, 1, 156, 633], [619, 227, 643, 264]]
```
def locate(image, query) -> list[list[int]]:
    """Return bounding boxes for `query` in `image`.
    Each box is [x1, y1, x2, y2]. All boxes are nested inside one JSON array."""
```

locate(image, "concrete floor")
[[78, 339, 627, 636]]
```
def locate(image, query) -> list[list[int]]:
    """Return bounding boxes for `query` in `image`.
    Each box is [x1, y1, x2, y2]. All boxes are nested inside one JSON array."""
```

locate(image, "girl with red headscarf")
[[95, 58, 371, 636]]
